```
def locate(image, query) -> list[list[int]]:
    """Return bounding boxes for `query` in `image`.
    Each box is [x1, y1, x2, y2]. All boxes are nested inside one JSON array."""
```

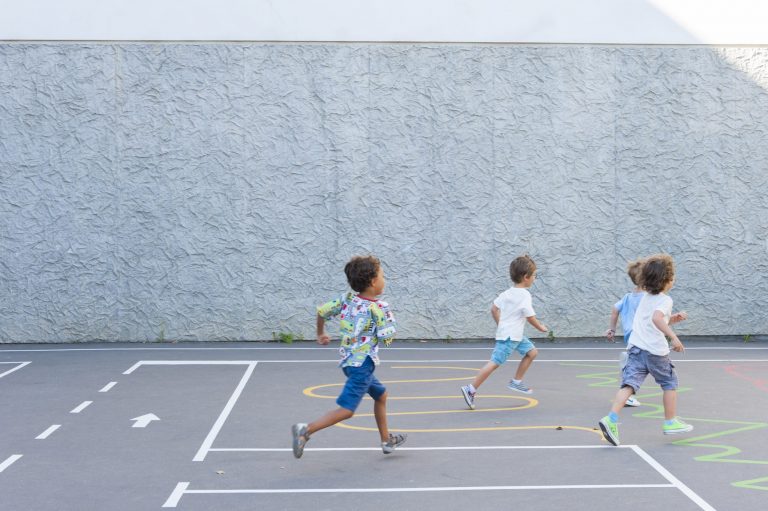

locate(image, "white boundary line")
[[99, 381, 117, 392], [3, 346, 767, 352], [210, 445, 622, 453], [122, 361, 259, 462], [70, 401, 92, 414], [630, 445, 716, 511], [0, 455, 23, 473], [252, 359, 768, 363], [162, 444, 712, 509], [0, 362, 31, 378], [35, 425, 60, 439]]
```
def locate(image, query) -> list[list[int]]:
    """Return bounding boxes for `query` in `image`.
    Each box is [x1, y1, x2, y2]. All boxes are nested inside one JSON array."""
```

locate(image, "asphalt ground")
[[0, 340, 766, 511]]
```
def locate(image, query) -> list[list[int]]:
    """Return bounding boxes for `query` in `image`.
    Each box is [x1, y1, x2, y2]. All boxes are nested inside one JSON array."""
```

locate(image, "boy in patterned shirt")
[[291, 255, 406, 458]]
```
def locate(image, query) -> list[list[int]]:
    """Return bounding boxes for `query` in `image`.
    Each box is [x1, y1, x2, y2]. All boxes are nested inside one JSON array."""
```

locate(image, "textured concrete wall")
[[1, 44, 767, 342]]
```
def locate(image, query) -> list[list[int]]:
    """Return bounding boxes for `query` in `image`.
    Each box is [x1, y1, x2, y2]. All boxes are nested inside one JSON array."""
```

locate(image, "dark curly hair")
[[640, 254, 675, 295], [344, 255, 381, 293], [509, 255, 537, 284]]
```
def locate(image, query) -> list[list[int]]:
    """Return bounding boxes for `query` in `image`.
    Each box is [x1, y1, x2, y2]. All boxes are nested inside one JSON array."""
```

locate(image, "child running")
[[461, 254, 548, 409], [598, 254, 692, 446], [292, 255, 407, 458], [605, 258, 646, 407]]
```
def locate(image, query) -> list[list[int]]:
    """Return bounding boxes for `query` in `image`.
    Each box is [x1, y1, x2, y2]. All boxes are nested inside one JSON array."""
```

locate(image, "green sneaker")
[[598, 416, 620, 446], [663, 417, 693, 435]]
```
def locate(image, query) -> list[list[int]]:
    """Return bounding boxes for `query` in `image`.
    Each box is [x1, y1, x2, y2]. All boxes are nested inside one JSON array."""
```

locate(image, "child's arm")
[[316, 314, 330, 345], [491, 304, 500, 325], [526, 315, 548, 333], [605, 307, 619, 341], [652, 311, 684, 352], [670, 311, 688, 325]]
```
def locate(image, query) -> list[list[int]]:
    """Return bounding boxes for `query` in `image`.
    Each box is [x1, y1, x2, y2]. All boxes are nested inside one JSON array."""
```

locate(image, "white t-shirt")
[[629, 292, 673, 356], [493, 287, 535, 341]]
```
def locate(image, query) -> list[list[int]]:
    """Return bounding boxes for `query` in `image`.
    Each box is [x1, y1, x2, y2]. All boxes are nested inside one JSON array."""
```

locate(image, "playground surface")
[[1, 340, 766, 510]]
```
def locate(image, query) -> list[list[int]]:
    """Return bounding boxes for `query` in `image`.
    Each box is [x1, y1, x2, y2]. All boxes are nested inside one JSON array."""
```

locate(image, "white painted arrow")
[[131, 413, 160, 428]]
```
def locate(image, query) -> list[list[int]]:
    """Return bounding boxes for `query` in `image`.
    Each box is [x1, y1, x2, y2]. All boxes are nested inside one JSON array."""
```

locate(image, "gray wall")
[[1, 43, 767, 342]]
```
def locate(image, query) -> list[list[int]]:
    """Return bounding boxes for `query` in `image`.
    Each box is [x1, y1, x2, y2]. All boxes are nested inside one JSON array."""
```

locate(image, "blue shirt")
[[614, 291, 645, 343]]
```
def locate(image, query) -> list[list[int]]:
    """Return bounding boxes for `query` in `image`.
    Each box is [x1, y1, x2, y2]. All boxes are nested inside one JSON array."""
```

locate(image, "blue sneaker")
[[507, 380, 532, 394]]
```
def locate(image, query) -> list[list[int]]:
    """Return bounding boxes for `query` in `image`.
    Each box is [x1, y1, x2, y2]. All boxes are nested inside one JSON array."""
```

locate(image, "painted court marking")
[[123, 360, 258, 462], [70, 401, 92, 414], [162, 445, 715, 510], [35, 425, 61, 440], [99, 381, 117, 392], [0, 362, 31, 378], [0, 455, 23, 473]]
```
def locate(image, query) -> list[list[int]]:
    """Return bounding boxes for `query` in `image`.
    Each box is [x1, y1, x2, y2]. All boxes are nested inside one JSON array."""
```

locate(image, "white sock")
[[468, 384, 476, 393], [512, 379, 522, 384]]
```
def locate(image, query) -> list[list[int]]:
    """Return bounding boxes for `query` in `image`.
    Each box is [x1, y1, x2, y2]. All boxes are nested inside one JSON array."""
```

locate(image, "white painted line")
[[193, 362, 257, 461], [70, 401, 92, 414], [210, 445, 624, 453], [0, 455, 23, 473], [3, 345, 767, 353], [182, 483, 676, 495], [99, 382, 117, 392], [36, 425, 61, 439], [0, 362, 31, 378], [162, 482, 189, 508], [254, 359, 768, 363], [124, 360, 255, 375], [630, 445, 716, 511]]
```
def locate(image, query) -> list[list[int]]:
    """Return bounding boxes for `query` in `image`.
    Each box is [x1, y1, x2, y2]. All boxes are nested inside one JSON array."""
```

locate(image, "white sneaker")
[[625, 395, 641, 407]]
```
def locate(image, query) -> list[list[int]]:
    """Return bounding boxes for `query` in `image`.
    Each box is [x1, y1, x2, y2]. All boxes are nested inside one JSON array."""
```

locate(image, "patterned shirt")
[[317, 292, 397, 367]]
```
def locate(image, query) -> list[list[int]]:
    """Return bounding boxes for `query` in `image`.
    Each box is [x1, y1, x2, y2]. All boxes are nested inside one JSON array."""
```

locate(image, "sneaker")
[[382, 433, 407, 454], [507, 380, 532, 394], [598, 416, 620, 446], [461, 385, 476, 410], [292, 423, 309, 458], [625, 395, 641, 407], [663, 417, 694, 435]]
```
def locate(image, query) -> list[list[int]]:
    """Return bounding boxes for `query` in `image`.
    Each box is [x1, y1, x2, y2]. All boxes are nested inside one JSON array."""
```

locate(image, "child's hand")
[[538, 324, 549, 333], [670, 337, 685, 352], [605, 329, 616, 342], [670, 311, 688, 324], [316, 333, 331, 345]]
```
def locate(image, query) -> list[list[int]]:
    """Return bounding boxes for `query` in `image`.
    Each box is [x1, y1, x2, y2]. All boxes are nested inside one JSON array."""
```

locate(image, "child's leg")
[[610, 386, 636, 416], [373, 391, 389, 442], [306, 408, 354, 437], [514, 348, 538, 381], [471, 361, 499, 390], [662, 390, 677, 420]]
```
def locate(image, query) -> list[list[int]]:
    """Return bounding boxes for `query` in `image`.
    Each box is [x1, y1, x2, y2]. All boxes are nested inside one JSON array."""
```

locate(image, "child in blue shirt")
[[291, 255, 406, 458], [605, 258, 645, 407]]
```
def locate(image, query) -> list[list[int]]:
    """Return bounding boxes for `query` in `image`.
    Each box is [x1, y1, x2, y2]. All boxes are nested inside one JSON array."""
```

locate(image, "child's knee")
[[526, 348, 538, 359], [376, 391, 388, 403]]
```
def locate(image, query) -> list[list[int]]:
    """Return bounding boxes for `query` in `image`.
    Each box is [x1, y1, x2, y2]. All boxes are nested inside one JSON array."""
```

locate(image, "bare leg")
[[514, 348, 538, 380], [610, 386, 636, 415], [471, 361, 499, 390], [662, 390, 677, 420], [306, 407, 354, 437], [373, 392, 389, 442]]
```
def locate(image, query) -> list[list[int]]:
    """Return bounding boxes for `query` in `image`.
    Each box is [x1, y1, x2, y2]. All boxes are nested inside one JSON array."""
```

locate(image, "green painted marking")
[[566, 362, 768, 491]]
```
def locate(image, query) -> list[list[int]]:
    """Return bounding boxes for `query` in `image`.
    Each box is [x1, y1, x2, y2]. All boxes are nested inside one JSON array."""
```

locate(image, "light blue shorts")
[[491, 337, 535, 365]]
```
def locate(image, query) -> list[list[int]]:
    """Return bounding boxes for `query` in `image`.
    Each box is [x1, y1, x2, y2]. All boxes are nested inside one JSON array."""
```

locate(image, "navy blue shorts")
[[336, 357, 387, 412], [621, 346, 679, 392]]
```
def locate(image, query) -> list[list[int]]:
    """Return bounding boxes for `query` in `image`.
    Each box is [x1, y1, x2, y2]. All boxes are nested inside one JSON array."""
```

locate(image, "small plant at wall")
[[156, 322, 166, 343], [743, 334, 754, 343], [272, 331, 303, 344], [547, 330, 556, 342]]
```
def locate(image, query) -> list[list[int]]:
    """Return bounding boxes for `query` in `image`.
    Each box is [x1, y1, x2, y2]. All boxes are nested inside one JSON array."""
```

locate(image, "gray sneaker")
[[292, 423, 309, 458], [382, 433, 407, 454], [507, 380, 532, 394], [461, 385, 476, 410]]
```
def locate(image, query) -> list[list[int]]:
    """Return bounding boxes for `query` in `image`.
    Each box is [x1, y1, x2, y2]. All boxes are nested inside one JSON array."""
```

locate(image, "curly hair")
[[626, 258, 645, 286], [640, 254, 675, 295], [509, 255, 537, 284], [344, 255, 381, 293]]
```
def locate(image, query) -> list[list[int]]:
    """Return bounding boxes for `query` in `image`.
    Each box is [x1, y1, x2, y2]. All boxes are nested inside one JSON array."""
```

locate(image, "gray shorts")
[[621, 346, 678, 392]]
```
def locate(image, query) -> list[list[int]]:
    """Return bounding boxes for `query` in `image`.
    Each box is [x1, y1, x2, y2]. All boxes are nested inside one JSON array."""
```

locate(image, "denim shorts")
[[336, 356, 387, 412], [490, 337, 536, 365], [621, 346, 678, 392]]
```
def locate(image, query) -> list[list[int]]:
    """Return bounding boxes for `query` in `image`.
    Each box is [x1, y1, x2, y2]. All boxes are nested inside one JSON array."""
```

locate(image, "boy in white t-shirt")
[[461, 255, 549, 409], [598, 254, 692, 446]]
